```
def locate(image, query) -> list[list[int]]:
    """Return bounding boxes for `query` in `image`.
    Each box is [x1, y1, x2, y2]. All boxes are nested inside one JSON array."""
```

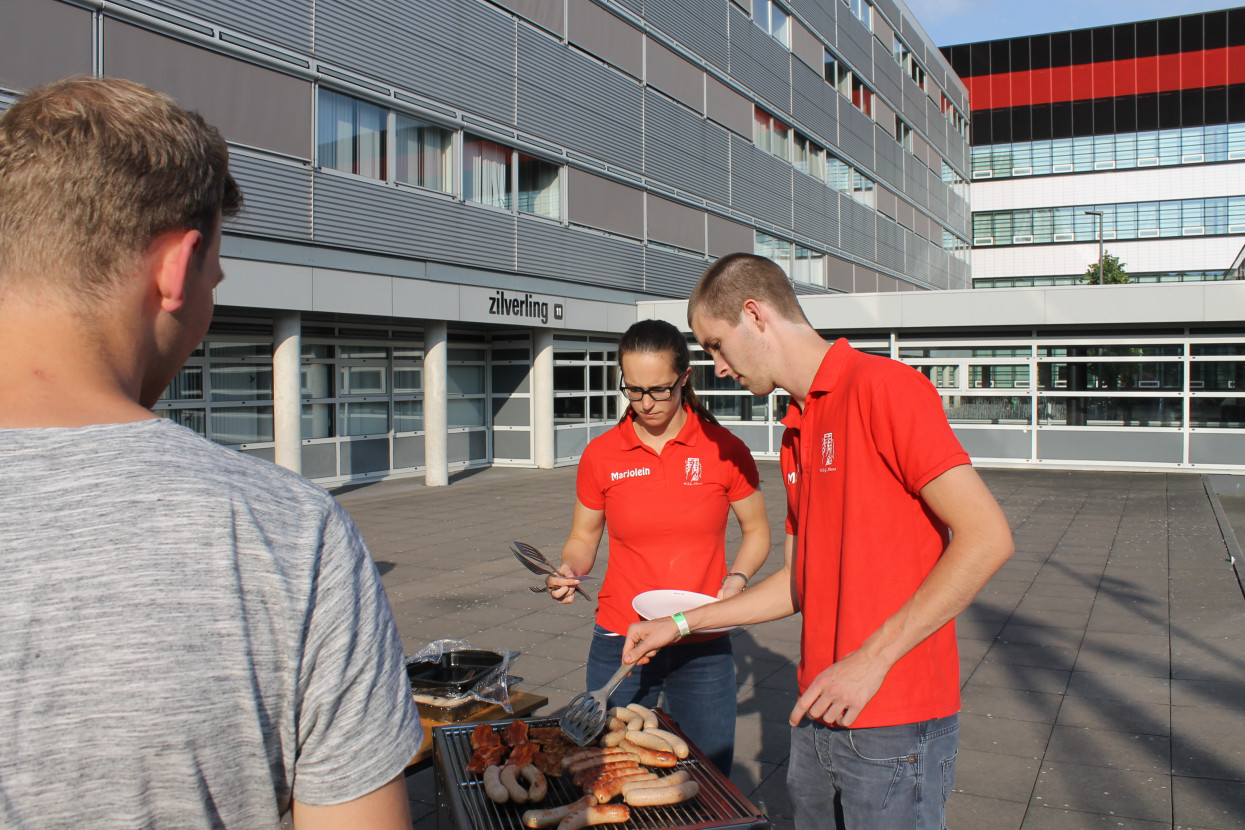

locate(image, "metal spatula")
[[560, 662, 632, 745]]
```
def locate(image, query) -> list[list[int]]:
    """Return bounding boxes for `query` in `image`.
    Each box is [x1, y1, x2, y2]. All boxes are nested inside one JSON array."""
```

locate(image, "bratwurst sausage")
[[521, 795, 597, 828], [556, 804, 630, 830]]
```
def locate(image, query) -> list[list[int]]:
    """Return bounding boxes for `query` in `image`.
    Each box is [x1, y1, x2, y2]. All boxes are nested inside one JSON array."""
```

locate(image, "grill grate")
[[433, 714, 767, 830]]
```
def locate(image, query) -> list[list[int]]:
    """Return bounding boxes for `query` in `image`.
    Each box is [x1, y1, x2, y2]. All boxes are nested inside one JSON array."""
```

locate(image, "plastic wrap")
[[406, 638, 518, 713]]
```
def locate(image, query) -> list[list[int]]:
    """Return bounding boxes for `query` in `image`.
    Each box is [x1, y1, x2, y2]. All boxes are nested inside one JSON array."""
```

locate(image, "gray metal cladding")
[[313, 173, 516, 272], [927, 100, 947, 156], [839, 198, 876, 260], [159, 0, 312, 52], [873, 125, 904, 192], [786, 0, 836, 46], [873, 55, 902, 107], [516, 220, 645, 292], [873, 0, 902, 31], [901, 78, 927, 133], [730, 137, 793, 230], [727, 6, 792, 115], [644, 90, 731, 205], [643, 246, 707, 297], [227, 151, 312, 241], [904, 162, 929, 212], [791, 60, 838, 149], [517, 27, 642, 170], [876, 215, 904, 273], [315, 0, 517, 126], [946, 136, 966, 176], [836, 18, 872, 84], [642, 0, 729, 71], [837, 105, 874, 171], [793, 172, 837, 246]]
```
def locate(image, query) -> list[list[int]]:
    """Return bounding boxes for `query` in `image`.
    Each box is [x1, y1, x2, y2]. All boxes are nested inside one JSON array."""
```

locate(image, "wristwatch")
[[721, 572, 749, 589]]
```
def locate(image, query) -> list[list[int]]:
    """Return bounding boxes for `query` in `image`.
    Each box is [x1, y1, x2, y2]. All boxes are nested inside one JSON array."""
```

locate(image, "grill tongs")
[[560, 662, 632, 745], [510, 540, 593, 601]]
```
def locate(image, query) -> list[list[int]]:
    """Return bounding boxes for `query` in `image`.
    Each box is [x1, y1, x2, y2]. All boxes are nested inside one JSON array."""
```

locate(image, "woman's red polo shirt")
[[577, 408, 759, 636], [780, 339, 970, 728]]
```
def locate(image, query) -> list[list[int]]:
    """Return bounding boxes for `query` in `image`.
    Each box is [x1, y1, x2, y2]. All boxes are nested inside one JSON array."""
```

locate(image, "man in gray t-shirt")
[[0, 78, 420, 828]]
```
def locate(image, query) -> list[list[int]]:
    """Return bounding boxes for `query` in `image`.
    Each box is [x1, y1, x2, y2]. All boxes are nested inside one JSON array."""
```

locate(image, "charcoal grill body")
[[433, 713, 768, 830]]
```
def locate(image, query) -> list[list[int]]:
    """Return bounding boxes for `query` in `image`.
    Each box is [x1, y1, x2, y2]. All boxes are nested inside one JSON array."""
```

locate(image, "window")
[[755, 232, 793, 277], [754, 107, 791, 161], [794, 134, 825, 178], [792, 245, 826, 286], [754, 0, 790, 47], [826, 154, 852, 193], [395, 114, 452, 193], [846, 0, 872, 31], [463, 134, 512, 210], [896, 120, 913, 153], [851, 169, 875, 208], [851, 77, 874, 118], [825, 51, 852, 98], [892, 35, 906, 66], [317, 89, 387, 179], [518, 153, 561, 219]]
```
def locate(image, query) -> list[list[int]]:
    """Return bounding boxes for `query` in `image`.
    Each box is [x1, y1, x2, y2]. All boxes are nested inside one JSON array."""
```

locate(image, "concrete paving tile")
[[748, 763, 794, 830], [1056, 697, 1170, 737], [1171, 637, 1245, 681], [944, 792, 1028, 830], [1015, 594, 1100, 615], [1171, 707, 1245, 780], [1171, 679, 1245, 711], [737, 683, 798, 724], [954, 748, 1041, 802], [1065, 671, 1171, 705], [1019, 806, 1174, 829], [985, 641, 1080, 672], [753, 660, 798, 692], [727, 756, 779, 803], [508, 655, 586, 687], [733, 713, 794, 765], [963, 661, 1072, 695], [961, 685, 1063, 724], [1032, 762, 1172, 823], [959, 712, 1055, 758], [1172, 776, 1245, 830], [1073, 643, 1170, 679], [1044, 725, 1172, 773], [997, 623, 1086, 648]]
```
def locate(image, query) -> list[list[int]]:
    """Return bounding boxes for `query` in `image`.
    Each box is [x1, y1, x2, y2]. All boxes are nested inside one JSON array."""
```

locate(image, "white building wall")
[[972, 162, 1245, 212], [973, 236, 1245, 280]]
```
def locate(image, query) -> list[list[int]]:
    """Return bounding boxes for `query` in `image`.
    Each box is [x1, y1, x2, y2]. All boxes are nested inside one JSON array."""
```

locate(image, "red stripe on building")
[[965, 45, 1245, 111]]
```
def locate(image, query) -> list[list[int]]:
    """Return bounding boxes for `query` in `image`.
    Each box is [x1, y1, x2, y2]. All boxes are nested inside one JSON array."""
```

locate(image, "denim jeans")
[[586, 624, 736, 775], [787, 714, 959, 830]]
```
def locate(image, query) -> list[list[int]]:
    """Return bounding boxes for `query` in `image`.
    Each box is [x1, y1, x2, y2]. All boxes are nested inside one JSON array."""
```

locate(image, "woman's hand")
[[545, 564, 586, 604], [717, 572, 748, 599]]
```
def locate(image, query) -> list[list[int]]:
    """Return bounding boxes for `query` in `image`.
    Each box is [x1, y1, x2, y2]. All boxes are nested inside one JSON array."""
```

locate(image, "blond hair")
[[0, 76, 242, 301], [688, 253, 809, 327]]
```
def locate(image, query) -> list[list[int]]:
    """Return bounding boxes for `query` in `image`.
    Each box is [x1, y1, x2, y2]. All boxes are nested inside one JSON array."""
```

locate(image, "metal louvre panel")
[[644, 246, 706, 297], [927, 177, 948, 218], [836, 19, 872, 85], [517, 220, 645, 292], [946, 137, 966, 178], [730, 138, 792, 230], [873, 56, 902, 109], [837, 105, 874, 171], [876, 215, 904, 273], [313, 173, 516, 272], [927, 99, 948, 156], [791, 61, 837, 149], [793, 172, 836, 245], [839, 198, 876, 260], [787, 0, 836, 46], [518, 27, 642, 170], [643, 0, 729, 70], [727, 7, 792, 115], [644, 90, 731, 205], [159, 0, 311, 52], [873, 125, 904, 192], [873, 0, 902, 30], [904, 162, 928, 212], [902, 78, 927, 133], [226, 151, 311, 241], [315, 0, 516, 126]]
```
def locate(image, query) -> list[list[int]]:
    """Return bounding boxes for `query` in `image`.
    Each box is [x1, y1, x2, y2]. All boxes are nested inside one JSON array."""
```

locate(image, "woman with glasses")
[[544, 319, 770, 775]]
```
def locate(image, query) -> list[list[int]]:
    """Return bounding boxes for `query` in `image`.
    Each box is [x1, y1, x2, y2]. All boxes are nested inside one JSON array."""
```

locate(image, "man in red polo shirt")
[[624, 253, 1014, 829]]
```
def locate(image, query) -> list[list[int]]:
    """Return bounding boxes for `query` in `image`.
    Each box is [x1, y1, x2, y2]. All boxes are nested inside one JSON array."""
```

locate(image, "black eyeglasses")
[[618, 379, 682, 401]]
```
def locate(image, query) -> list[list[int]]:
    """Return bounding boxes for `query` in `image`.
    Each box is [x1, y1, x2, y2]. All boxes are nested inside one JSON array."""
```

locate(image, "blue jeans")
[[586, 625, 736, 776], [787, 714, 959, 830]]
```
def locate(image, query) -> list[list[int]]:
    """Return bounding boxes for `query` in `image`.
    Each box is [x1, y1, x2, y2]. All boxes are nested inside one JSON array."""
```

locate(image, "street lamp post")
[[1084, 210, 1104, 284]]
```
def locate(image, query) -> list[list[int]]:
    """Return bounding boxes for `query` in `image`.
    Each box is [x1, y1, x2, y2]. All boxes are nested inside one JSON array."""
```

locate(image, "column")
[[424, 321, 449, 487], [532, 329, 555, 469], [273, 310, 301, 475]]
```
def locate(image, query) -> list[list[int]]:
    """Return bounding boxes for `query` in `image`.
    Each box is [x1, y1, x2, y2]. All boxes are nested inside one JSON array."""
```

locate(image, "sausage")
[[557, 804, 631, 830], [618, 769, 689, 798], [625, 703, 658, 730], [599, 729, 628, 748], [623, 730, 673, 753], [521, 764, 547, 802], [566, 750, 638, 774], [607, 707, 642, 731], [562, 746, 635, 770], [623, 779, 700, 807], [617, 739, 678, 768], [483, 764, 508, 803], [522, 795, 597, 829], [501, 764, 530, 803], [572, 760, 641, 788], [640, 728, 690, 759], [591, 771, 656, 803]]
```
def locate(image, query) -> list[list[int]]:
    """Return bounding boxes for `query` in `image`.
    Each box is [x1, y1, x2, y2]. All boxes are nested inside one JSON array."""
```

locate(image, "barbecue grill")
[[433, 712, 768, 830]]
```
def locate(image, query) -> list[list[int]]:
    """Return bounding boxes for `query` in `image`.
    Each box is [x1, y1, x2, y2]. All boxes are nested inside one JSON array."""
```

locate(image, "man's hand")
[[622, 618, 680, 666], [544, 565, 585, 604], [788, 649, 889, 728]]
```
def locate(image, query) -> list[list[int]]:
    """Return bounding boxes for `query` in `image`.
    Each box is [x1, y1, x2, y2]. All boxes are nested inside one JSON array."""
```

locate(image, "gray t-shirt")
[[0, 419, 420, 828]]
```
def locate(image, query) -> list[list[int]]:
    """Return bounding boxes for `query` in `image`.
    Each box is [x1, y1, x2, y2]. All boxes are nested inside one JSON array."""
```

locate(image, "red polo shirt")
[[577, 408, 760, 636], [781, 339, 970, 728]]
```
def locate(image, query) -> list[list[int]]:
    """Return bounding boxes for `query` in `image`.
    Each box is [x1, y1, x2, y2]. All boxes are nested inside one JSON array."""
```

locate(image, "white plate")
[[632, 589, 735, 634]]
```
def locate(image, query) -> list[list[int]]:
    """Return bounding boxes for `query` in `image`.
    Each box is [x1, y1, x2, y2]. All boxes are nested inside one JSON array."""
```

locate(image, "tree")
[[1083, 254, 1130, 285]]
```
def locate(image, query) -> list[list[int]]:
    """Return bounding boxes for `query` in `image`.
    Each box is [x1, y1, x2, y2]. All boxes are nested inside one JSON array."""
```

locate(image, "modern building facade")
[[943, 9, 1245, 288], [1, 0, 974, 484]]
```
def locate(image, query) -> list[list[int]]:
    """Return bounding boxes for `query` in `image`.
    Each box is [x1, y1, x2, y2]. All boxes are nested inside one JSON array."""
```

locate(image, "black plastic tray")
[[406, 649, 504, 695]]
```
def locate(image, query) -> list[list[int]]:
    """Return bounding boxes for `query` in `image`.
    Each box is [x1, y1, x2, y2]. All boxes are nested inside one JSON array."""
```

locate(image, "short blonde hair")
[[688, 253, 809, 327], [0, 76, 242, 300]]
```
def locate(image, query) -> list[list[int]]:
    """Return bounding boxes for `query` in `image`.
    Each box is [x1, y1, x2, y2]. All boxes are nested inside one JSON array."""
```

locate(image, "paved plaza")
[[333, 464, 1245, 830]]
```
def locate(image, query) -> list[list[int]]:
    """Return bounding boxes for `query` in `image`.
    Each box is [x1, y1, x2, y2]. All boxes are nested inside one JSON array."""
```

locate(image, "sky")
[[905, 0, 1241, 47]]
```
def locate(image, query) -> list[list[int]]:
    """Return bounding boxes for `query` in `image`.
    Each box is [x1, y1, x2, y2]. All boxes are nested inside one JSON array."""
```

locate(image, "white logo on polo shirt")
[[820, 433, 836, 472], [684, 458, 702, 484], [787, 470, 798, 485], [611, 466, 651, 481]]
